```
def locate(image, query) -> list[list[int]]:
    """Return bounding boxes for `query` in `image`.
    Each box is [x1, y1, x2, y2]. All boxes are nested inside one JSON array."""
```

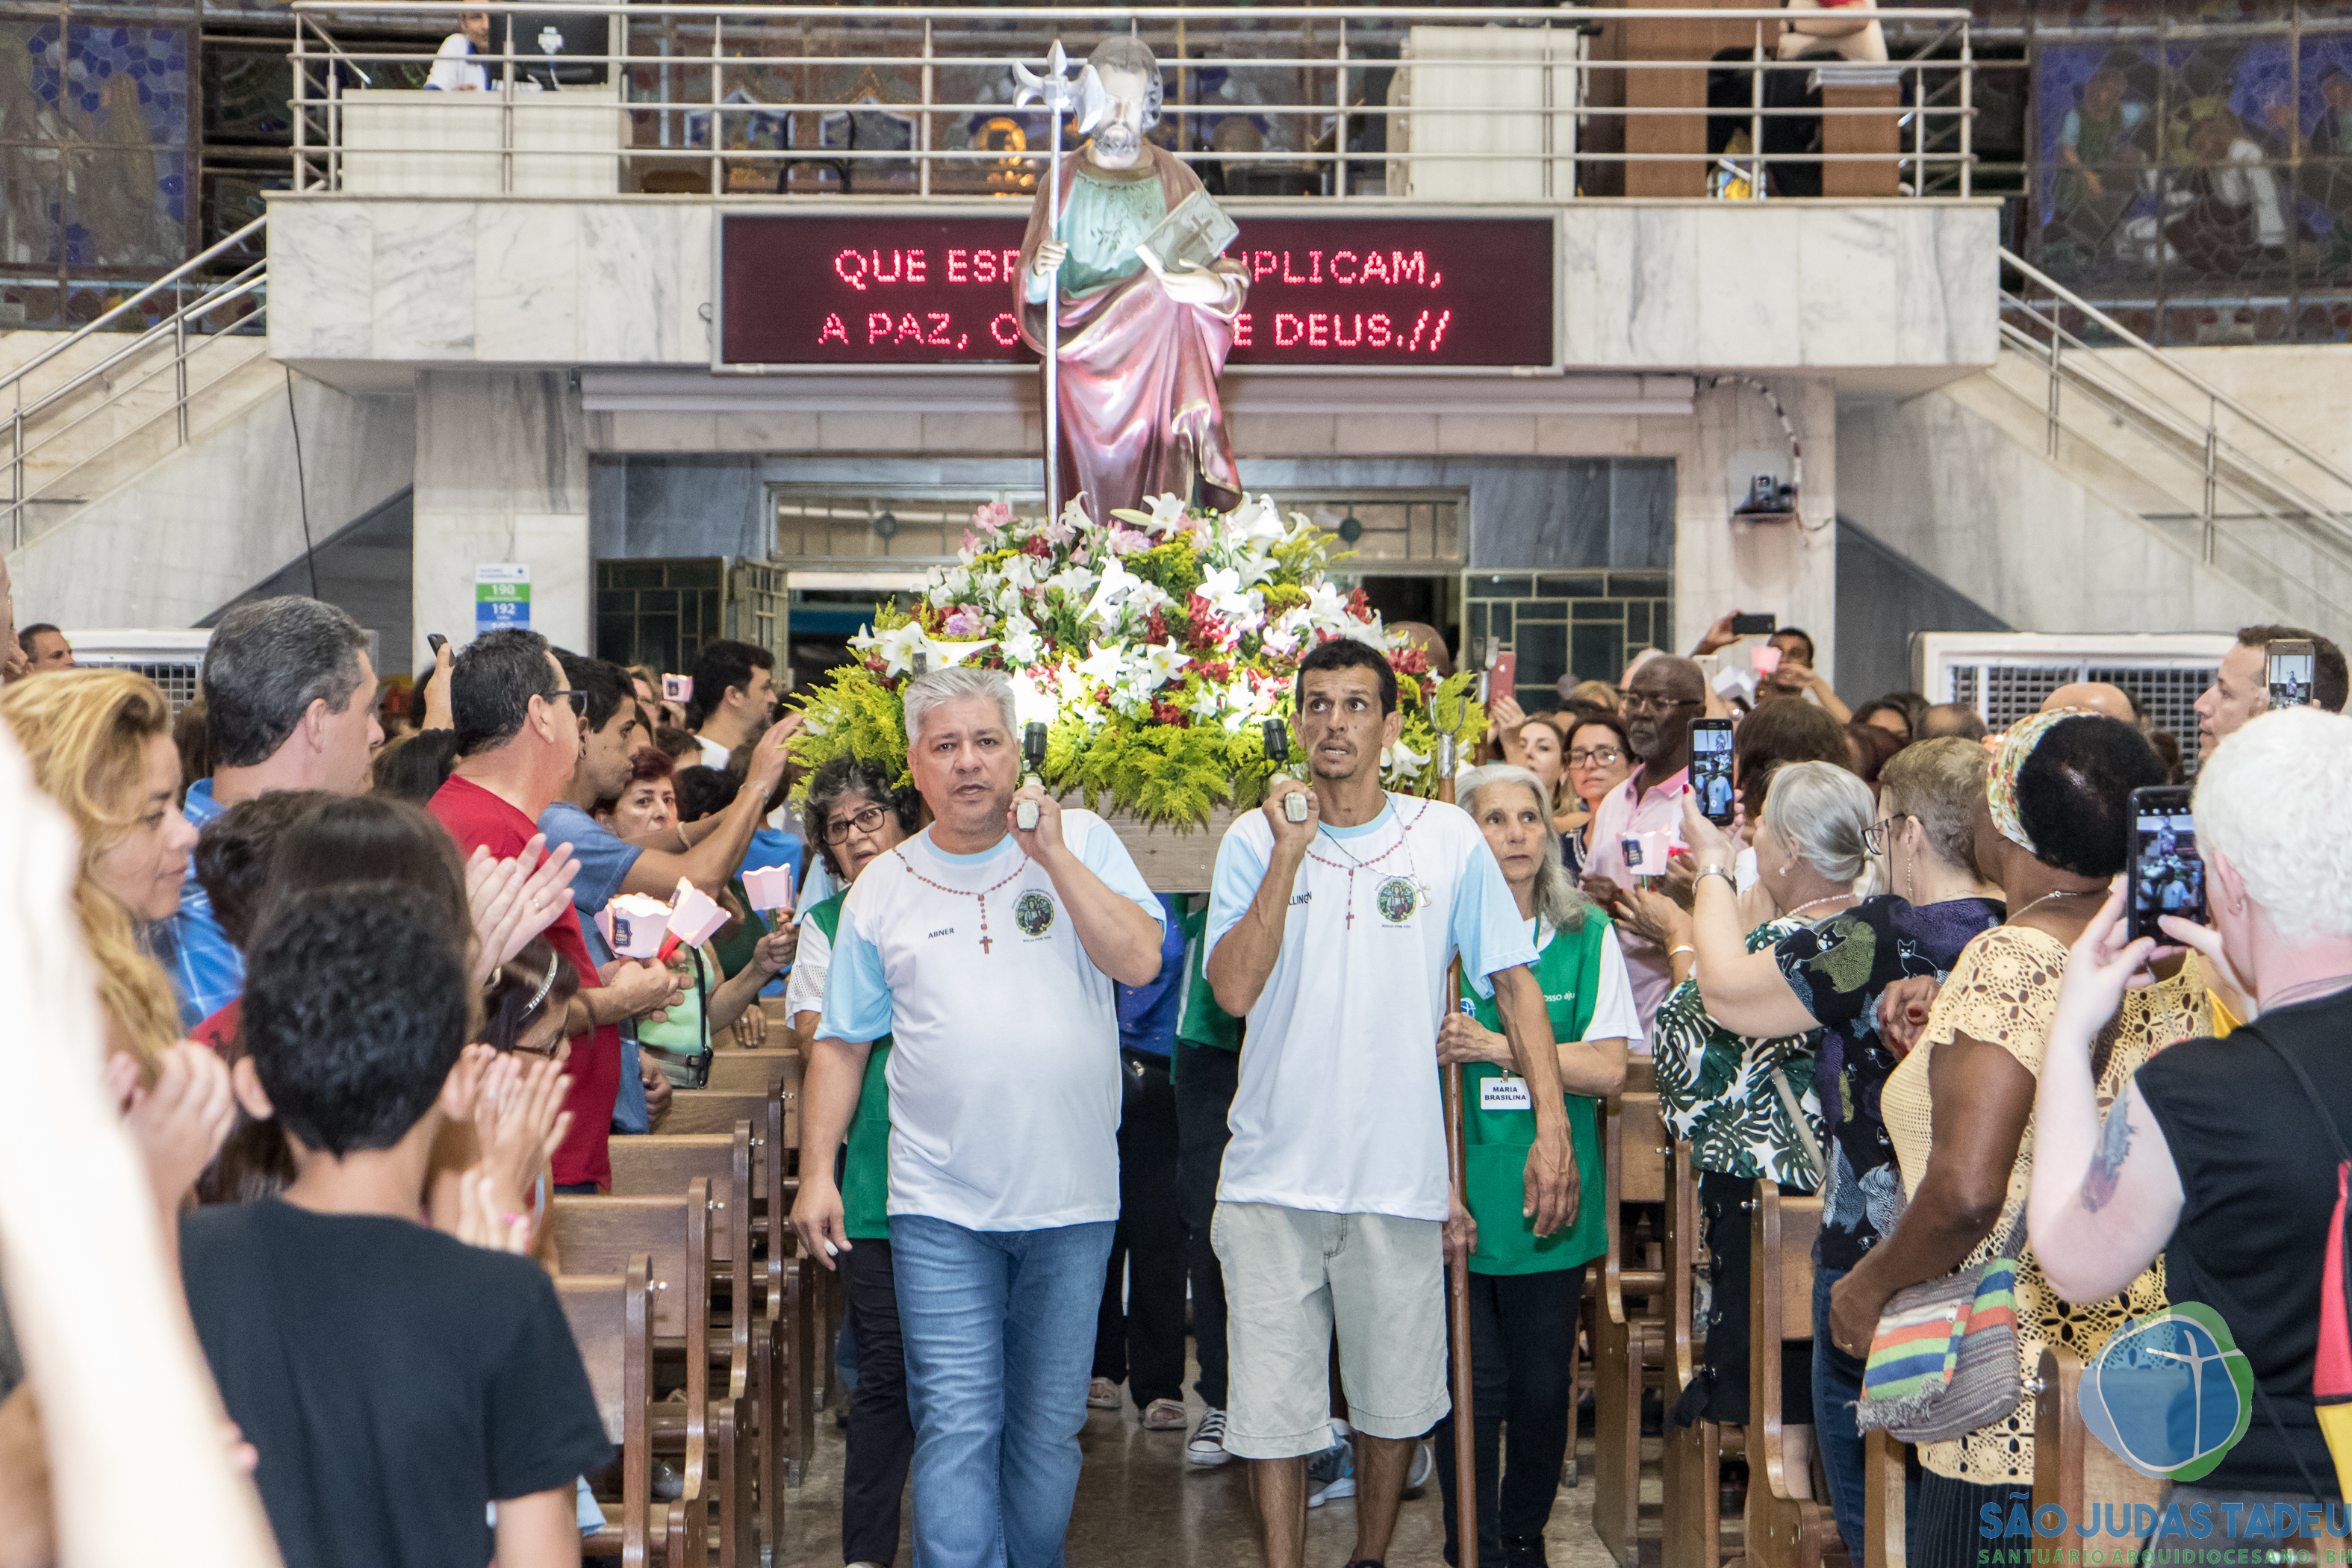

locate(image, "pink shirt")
[[1584, 765, 1690, 1046]]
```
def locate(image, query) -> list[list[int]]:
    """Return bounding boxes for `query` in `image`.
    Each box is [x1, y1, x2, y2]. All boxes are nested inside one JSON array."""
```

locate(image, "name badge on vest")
[[1479, 1076, 1534, 1112]]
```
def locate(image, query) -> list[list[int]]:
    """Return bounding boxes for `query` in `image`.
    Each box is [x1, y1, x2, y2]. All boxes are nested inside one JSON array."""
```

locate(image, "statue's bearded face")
[[1088, 65, 1152, 167]]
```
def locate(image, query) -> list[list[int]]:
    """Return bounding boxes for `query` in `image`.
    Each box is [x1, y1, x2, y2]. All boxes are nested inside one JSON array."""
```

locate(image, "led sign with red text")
[[718, 213, 1555, 369]]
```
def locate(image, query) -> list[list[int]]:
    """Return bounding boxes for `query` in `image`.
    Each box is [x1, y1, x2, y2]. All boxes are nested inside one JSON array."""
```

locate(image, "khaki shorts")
[[1210, 1201, 1448, 1459]]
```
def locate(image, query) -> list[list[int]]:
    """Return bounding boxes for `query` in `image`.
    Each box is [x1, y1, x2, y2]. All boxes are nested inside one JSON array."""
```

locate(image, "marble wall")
[[412, 370, 590, 669], [269, 196, 1997, 383], [1561, 202, 1997, 372], [1837, 391, 2295, 646]]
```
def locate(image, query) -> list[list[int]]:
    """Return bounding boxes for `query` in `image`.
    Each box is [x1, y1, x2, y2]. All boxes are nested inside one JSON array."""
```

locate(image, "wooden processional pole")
[[1436, 729, 1477, 1568]]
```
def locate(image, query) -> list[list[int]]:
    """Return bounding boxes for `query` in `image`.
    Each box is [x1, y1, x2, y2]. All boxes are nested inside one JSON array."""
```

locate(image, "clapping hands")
[[464, 836, 579, 990]]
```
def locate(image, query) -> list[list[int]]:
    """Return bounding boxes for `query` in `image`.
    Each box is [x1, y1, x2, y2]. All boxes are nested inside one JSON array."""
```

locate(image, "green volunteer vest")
[[1170, 897, 1241, 1085], [806, 893, 895, 1241], [1452, 913, 1611, 1276]]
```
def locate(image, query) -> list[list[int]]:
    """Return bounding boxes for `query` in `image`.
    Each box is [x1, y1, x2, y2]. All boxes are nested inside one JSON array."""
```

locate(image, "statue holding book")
[[1015, 37, 1248, 523]]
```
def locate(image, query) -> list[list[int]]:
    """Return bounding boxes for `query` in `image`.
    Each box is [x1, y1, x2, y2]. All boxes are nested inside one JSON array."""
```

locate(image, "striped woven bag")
[[1852, 1213, 2026, 1445]]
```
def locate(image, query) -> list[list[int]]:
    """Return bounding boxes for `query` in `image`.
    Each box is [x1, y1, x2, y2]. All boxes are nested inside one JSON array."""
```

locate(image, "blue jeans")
[[892, 1215, 1116, 1568], [1814, 1264, 1867, 1558]]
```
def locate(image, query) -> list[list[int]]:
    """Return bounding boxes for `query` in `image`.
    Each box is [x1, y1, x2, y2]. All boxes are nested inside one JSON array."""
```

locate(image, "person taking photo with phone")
[[1579, 655, 1708, 1043]]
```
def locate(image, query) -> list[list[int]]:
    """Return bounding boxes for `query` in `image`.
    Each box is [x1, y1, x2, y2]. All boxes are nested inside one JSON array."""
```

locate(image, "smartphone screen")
[[1488, 651, 1519, 709], [1690, 718, 1735, 826], [2127, 787, 2204, 944], [2268, 640, 2316, 711], [1732, 612, 1778, 637]]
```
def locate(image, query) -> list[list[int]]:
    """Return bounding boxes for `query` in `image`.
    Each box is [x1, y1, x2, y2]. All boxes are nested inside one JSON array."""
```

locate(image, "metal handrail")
[[7, 262, 266, 435], [5, 217, 271, 550], [1996, 305, 2352, 532], [0, 216, 266, 410], [1998, 246, 2352, 511], [287, 1, 1974, 199], [10, 278, 270, 478]]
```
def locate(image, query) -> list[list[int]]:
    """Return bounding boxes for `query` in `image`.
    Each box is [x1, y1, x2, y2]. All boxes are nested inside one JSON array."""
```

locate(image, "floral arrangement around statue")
[[788, 493, 1485, 828]]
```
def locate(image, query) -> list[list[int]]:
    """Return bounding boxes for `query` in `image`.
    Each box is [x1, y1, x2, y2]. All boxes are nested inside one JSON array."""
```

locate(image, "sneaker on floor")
[[1504, 1535, 1551, 1568], [1141, 1397, 1188, 1431], [1087, 1376, 1120, 1410], [1186, 1407, 1231, 1466], [1306, 1421, 1355, 1508], [1405, 1437, 1435, 1490]]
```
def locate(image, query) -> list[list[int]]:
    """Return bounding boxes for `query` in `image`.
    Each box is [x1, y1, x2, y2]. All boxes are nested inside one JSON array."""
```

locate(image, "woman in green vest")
[[783, 754, 922, 1568], [1433, 763, 1640, 1568]]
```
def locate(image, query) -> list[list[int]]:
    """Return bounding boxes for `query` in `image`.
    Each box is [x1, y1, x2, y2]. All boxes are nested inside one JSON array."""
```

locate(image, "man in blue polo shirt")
[[157, 597, 381, 1028]]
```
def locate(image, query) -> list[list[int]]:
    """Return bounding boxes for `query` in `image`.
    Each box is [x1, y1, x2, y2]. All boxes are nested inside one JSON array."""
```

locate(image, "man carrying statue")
[[1017, 37, 1250, 522]]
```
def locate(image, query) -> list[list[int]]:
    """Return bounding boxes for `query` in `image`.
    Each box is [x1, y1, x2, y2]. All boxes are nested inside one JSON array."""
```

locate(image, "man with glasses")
[[429, 629, 675, 1193], [535, 650, 800, 1133], [1579, 655, 1709, 1045]]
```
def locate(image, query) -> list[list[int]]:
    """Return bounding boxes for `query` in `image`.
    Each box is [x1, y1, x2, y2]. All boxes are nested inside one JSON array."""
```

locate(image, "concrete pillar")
[[1673, 375, 1838, 675], [411, 370, 590, 668]]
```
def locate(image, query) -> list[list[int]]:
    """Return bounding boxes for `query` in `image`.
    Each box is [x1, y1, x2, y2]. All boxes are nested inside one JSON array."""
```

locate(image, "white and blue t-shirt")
[[816, 812, 1164, 1231], [1205, 794, 1537, 1222]]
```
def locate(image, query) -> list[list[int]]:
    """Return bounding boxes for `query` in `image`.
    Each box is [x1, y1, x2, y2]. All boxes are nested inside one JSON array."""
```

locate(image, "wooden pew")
[[1748, 1188, 1846, 1568], [668, 1086, 797, 1148], [550, 1186, 749, 1568], [704, 1049, 802, 1098], [1863, 1429, 1906, 1568], [559, 1258, 688, 1567], [2032, 1345, 2166, 1549], [1661, 1139, 1741, 1568], [1594, 1090, 1670, 1567], [609, 1124, 807, 1551]]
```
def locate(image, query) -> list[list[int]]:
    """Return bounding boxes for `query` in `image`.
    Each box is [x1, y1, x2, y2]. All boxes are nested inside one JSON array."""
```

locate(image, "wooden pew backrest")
[[705, 1051, 802, 1098]]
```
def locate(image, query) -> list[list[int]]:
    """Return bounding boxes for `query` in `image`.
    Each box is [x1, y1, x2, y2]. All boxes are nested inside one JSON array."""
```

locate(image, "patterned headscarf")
[[1985, 708, 2073, 857]]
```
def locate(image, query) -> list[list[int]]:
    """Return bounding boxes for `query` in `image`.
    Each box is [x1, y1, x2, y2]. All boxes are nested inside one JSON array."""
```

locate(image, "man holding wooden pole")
[[1205, 638, 1577, 1568]]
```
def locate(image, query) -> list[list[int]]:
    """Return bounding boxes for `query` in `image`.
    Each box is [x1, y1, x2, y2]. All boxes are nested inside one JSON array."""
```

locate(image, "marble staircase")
[[7, 364, 416, 630], [1835, 384, 2300, 647]]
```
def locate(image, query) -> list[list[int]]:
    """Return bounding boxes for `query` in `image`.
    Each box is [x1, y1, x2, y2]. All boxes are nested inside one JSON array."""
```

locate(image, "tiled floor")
[[772, 1357, 1634, 1568]]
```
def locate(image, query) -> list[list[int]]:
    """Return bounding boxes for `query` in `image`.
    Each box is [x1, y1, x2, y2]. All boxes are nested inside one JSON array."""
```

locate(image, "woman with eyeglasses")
[[785, 754, 924, 1568], [1558, 713, 1634, 875], [594, 750, 794, 1086], [1673, 738, 2005, 1557]]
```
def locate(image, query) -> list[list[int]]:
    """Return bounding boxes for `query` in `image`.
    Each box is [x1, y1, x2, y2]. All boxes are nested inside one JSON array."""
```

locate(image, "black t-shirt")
[[2135, 993, 2352, 1496], [181, 1200, 612, 1568]]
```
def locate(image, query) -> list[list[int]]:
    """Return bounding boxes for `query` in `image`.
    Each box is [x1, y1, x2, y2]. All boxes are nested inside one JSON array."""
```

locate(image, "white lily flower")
[[1136, 639, 1194, 689], [1008, 670, 1058, 728], [1187, 684, 1224, 723], [1382, 737, 1431, 780], [1061, 495, 1099, 535], [924, 635, 996, 670], [853, 620, 931, 676], [1083, 556, 1139, 625], [1075, 641, 1127, 688], [1227, 492, 1286, 543], [1001, 615, 1042, 665], [1144, 494, 1190, 535]]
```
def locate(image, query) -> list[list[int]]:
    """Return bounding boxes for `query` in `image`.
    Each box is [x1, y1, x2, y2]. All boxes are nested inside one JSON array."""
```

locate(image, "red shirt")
[[192, 998, 242, 1053], [429, 775, 619, 1191]]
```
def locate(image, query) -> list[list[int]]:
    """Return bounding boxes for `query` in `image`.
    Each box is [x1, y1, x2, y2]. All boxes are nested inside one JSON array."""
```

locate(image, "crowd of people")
[[3, 571, 2352, 1568]]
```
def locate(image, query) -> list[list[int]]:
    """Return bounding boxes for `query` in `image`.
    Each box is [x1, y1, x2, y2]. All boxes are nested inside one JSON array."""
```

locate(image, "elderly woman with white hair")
[[1638, 760, 1877, 1491], [2030, 707, 2352, 1545], [1431, 762, 1635, 1567]]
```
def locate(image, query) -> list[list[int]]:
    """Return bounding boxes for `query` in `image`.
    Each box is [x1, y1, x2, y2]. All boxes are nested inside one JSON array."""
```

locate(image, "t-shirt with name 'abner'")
[[816, 811, 1164, 1232]]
